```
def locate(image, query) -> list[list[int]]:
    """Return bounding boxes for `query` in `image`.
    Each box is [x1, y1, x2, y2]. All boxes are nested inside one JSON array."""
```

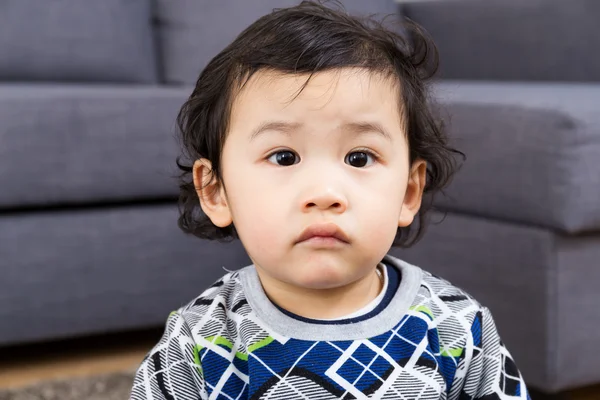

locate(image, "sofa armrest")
[[432, 80, 600, 233]]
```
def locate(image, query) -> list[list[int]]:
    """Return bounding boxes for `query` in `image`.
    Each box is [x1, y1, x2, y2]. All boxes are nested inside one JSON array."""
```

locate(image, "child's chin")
[[296, 280, 346, 291], [290, 267, 352, 290]]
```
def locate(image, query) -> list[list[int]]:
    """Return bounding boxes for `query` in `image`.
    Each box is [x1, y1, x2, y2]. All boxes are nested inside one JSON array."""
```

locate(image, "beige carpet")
[[0, 372, 134, 400]]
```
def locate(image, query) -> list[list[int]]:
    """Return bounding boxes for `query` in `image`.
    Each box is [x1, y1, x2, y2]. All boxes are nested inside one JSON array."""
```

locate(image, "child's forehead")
[[227, 68, 407, 142], [232, 68, 402, 116]]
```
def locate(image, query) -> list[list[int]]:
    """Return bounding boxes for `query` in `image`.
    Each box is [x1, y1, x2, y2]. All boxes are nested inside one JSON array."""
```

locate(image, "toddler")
[[131, 2, 529, 399]]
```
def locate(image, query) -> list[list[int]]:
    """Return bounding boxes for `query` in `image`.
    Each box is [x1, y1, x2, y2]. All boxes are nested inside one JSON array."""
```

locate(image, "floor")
[[0, 329, 598, 399], [0, 328, 161, 389]]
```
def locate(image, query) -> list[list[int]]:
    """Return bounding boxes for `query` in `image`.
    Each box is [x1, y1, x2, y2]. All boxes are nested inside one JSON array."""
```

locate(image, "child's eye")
[[345, 150, 377, 168], [267, 150, 300, 166]]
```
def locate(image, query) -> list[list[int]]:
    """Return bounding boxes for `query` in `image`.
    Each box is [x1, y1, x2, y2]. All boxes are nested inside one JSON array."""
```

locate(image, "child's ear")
[[398, 159, 427, 227], [193, 159, 233, 228]]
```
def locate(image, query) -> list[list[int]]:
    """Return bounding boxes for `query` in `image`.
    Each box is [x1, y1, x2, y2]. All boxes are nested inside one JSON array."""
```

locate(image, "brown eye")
[[267, 150, 299, 166], [345, 151, 374, 168]]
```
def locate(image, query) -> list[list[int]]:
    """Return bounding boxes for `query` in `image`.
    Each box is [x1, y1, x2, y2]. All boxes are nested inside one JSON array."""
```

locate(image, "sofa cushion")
[[0, 204, 250, 345], [0, 0, 158, 83], [432, 81, 600, 233], [0, 84, 191, 209], [154, 0, 401, 84], [404, 0, 600, 82]]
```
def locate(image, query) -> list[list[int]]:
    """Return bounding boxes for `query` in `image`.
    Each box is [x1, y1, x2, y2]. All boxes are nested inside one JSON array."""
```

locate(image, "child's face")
[[195, 68, 425, 291]]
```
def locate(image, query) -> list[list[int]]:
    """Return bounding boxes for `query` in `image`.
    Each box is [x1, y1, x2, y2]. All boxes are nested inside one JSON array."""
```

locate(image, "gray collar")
[[239, 254, 423, 341]]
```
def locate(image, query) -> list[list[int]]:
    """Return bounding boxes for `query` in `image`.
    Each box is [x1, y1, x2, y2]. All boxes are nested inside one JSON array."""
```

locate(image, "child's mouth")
[[296, 222, 350, 245], [299, 235, 347, 247]]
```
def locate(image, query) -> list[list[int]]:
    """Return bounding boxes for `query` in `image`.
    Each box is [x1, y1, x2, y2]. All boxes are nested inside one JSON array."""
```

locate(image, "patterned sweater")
[[131, 255, 529, 399]]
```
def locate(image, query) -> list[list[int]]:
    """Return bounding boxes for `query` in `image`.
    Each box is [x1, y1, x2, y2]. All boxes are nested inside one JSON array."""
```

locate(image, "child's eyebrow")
[[250, 121, 302, 141], [249, 121, 392, 142], [344, 121, 392, 142]]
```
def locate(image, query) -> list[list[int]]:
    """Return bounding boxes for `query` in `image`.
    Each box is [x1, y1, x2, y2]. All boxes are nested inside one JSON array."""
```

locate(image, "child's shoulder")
[[410, 265, 487, 327], [177, 268, 249, 322], [388, 255, 485, 313], [169, 267, 270, 355], [419, 269, 480, 304]]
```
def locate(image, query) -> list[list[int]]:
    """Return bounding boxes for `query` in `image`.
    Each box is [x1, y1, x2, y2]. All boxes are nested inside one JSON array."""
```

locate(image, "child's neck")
[[255, 266, 384, 320]]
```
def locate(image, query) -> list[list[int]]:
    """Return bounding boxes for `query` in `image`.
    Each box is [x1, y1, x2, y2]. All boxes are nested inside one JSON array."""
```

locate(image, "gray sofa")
[[2, 0, 598, 397], [392, 0, 600, 396]]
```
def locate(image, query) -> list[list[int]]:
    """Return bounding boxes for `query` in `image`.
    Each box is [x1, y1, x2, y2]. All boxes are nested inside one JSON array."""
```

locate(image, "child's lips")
[[299, 235, 348, 248], [295, 223, 350, 245]]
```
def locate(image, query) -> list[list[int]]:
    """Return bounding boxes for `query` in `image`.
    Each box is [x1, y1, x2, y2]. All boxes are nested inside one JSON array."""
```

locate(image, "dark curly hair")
[[176, 0, 463, 247]]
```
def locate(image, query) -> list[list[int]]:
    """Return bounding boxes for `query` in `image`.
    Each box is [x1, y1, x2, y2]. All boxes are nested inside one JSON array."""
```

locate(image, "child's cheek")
[[236, 207, 286, 262]]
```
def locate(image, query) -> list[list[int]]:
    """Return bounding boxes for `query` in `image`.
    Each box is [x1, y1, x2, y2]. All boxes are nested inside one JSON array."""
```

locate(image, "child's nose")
[[301, 187, 347, 214]]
